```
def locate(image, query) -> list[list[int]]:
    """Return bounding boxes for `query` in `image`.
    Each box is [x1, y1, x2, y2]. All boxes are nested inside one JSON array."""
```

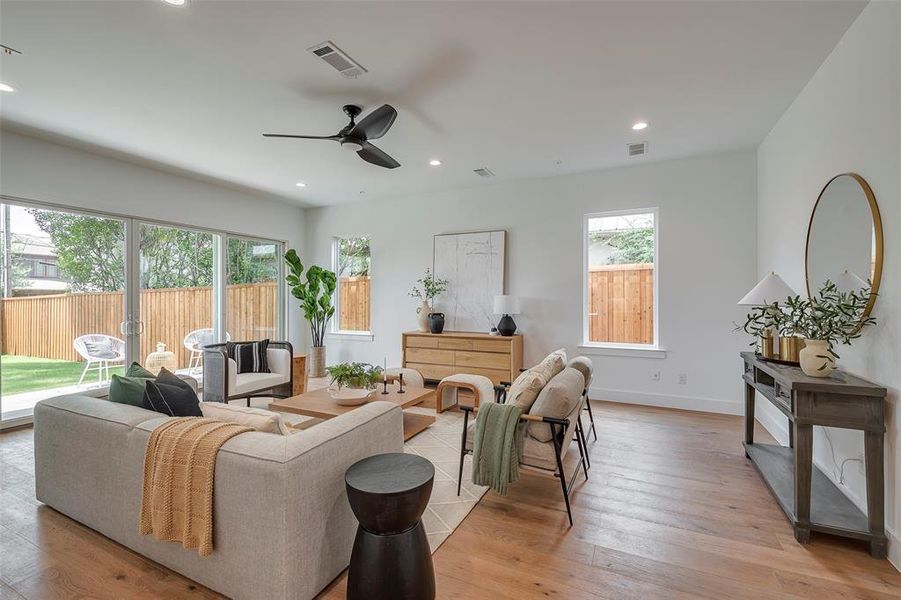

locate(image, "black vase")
[[428, 313, 445, 334]]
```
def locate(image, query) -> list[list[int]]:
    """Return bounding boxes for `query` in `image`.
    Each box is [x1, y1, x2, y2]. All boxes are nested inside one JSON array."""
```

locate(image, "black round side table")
[[345, 452, 435, 600]]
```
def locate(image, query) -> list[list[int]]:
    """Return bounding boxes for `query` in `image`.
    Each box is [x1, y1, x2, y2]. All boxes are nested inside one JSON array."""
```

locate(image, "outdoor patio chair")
[[73, 334, 126, 386], [183, 328, 230, 373]]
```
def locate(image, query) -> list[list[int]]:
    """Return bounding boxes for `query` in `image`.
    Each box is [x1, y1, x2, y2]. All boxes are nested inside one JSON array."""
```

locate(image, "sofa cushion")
[[200, 402, 291, 435], [142, 380, 202, 417], [127, 362, 156, 378], [528, 367, 584, 442], [506, 369, 545, 412], [227, 339, 270, 374], [566, 356, 593, 390], [109, 374, 154, 408], [529, 349, 567, 384]]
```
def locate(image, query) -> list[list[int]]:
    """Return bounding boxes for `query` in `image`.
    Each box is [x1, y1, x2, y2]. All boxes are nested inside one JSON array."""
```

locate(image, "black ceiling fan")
[[263, 104, 400, 169]]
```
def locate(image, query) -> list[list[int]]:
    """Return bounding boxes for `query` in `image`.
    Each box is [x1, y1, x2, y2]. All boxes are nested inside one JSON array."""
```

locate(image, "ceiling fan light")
[[342, 140, 364, 152]]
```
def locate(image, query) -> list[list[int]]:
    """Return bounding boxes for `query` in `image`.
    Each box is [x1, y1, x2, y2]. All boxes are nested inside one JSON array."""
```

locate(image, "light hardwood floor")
[[2, 401, 899, 599]]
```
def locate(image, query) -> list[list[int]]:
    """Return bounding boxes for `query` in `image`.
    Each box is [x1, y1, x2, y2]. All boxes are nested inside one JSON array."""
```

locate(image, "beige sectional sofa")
[[33, 395, 404, 600]]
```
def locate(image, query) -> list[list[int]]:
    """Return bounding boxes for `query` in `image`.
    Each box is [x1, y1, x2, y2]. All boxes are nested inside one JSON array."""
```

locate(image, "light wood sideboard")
[[402, 331, 523, 385]]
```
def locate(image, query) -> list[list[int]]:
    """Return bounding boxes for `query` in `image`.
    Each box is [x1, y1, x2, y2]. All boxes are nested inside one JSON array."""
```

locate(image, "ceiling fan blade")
[[350, 104, 397, 140], [262, 134, 340, 140], [357, 142, 400, 169]]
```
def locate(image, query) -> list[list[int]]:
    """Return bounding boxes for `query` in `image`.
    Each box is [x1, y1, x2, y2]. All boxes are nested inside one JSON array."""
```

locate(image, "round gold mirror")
[[805, 173, 883, 319]]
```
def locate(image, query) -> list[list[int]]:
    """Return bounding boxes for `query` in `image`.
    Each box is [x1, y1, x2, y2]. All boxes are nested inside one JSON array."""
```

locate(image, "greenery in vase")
[[325, 362, 383, 389], [740, 301, 788, 343], [284, 249, 337, 348], [738, 280, 875, 361], [782, 280, 875, 360], [408, 268, 449, 306]]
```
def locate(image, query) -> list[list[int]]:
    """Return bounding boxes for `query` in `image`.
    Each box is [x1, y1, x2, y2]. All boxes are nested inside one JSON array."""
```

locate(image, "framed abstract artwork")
[[432, 230, 506, 332]]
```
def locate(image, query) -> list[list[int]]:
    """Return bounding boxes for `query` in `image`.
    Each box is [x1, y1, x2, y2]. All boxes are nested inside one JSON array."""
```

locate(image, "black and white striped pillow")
[[227, 339, 270, 374]]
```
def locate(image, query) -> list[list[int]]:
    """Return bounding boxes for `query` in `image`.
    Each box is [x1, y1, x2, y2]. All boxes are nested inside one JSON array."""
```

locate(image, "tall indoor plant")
[[285, 249, 336, 378]]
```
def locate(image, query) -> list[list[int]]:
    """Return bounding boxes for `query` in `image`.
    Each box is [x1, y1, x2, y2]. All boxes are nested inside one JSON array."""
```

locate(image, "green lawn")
[[0, 355, 124, 395]]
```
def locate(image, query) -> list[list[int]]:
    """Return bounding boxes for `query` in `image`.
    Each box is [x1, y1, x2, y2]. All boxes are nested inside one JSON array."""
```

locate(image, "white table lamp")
[[737, 272, 796, 306], [493, 295, 520, 336]]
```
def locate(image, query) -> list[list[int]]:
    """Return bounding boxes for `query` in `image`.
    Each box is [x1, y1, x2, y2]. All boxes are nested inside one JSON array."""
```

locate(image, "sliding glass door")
[[226, 237, 282, 343], [137, 223, 218, 379], [0, 203, 127, 422], [0, 199, 286, 425]]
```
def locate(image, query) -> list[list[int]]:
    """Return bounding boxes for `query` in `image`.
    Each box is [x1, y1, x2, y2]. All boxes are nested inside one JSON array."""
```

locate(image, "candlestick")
[[397, 372, 405, 394], [381, 378, 389, 395]]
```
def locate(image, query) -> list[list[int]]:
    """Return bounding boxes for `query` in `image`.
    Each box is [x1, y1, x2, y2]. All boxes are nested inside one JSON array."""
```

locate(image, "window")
[[583, 209, 657, 347], [332, 236, 371, 334]]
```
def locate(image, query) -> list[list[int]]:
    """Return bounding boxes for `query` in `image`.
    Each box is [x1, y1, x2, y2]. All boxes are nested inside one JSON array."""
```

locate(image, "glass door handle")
[[136, 321, 145, 335]]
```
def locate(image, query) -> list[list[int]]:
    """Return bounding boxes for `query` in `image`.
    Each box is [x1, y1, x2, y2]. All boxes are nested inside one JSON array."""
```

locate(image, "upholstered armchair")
[[456, 365, 589, 526], [202, 341, 293, 405]]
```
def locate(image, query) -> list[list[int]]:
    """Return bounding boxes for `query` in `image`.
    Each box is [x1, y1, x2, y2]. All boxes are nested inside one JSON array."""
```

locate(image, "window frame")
[[330, 235, 373, 339], [581, 207, 661, 353]]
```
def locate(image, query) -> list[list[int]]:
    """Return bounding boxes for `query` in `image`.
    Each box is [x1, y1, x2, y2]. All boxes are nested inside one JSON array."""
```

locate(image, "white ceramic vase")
[[417, 300, 430, 332], [798, 339, 835, 377]]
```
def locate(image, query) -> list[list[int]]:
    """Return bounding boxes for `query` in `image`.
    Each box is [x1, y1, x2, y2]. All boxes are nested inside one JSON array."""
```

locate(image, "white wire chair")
[[73, 334, 126, 387], [183, 328, 230, 373]]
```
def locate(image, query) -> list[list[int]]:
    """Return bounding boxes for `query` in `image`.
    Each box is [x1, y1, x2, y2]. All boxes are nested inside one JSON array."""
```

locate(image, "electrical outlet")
[[678, 373, 687, 385], [651, 371, 661, 382]]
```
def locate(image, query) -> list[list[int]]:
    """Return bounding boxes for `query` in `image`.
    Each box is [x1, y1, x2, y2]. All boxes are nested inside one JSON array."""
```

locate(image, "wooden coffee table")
[[269, 386, 436, 441]]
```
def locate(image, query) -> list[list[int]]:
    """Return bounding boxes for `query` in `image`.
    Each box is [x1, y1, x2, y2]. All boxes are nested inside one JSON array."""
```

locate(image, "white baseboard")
[[589, 386, 743, 415]]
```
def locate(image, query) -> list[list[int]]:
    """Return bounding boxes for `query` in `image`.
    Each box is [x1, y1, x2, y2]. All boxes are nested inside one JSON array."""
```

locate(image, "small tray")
[[756, 353, 800, 367]]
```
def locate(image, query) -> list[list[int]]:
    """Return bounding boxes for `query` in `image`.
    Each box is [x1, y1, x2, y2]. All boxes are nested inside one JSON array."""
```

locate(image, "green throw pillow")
[[126, 362, 156, 379], [109, 374, 154, 407]]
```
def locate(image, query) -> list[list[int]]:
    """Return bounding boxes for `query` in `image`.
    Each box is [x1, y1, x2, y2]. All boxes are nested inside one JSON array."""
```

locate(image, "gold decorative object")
[[779, 336, 805, 364], [760, 333, 777, 359]]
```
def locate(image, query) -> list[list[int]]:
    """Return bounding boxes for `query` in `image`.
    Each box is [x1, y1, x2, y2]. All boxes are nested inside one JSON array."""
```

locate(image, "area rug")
[[402, 406, 488, 552]]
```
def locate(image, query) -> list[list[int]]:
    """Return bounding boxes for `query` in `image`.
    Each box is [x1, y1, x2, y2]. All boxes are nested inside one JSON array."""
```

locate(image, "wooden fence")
[[338, 276, 371, 332], [0, 282, 277, 367], [587, 263, 654, 344]]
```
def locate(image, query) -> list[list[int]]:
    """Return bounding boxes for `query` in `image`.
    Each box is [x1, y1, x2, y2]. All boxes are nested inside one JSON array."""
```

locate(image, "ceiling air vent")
[[473, 168, 495, 178], [628, 141, 649, 157], [307, 41, 367, 79]]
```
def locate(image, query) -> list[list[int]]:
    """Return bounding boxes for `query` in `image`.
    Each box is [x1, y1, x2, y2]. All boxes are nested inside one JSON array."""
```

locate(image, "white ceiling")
[[0, 1, 865, 207]]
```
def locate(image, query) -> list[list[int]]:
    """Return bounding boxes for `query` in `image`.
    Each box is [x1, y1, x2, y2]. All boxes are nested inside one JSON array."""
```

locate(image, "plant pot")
[[779, 336, 805, 364], [310, 345, 326, 378], [428, 312, 445, 334], [417, 301, 430, 333], [759, 333, 777, 359], [799, 339, 834, 377]]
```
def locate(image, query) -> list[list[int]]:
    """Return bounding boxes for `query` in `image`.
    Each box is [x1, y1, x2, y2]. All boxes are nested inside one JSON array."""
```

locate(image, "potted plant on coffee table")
[[325, 362, 383, 406], [285, 249, 336, 378]]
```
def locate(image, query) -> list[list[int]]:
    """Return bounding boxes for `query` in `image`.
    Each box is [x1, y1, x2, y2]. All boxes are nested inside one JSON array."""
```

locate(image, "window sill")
[[328, 331, 374, 342], [578, 344, 666, 359]]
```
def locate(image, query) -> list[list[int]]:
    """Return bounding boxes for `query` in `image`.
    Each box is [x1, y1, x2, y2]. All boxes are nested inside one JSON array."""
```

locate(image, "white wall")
[[306, 150, 758, 413], [0, 129, 308, 352], [757, 2, 901, 567]]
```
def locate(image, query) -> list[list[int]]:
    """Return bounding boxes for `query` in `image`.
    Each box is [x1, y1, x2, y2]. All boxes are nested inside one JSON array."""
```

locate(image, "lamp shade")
[[493, 294, 520, 315], [832, 269, 868, 293], [737, 272, 796, 306]]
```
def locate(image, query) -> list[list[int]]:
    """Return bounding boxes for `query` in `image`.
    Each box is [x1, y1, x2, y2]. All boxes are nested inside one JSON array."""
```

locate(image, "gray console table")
[[741, 351, 887, 557]]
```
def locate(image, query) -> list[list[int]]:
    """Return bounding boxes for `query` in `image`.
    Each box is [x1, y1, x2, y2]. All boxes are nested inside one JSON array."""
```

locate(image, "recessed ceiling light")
[[632, 121, 648, 131], [295, 182, 306, 188], [162, 0, 185, 5], [0, 83, 15, 93], [429, 159, 442, 167]]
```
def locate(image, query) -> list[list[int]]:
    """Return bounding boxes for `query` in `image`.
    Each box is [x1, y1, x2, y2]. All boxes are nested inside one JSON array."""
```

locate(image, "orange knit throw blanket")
[[139, 417, 252, 556]]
